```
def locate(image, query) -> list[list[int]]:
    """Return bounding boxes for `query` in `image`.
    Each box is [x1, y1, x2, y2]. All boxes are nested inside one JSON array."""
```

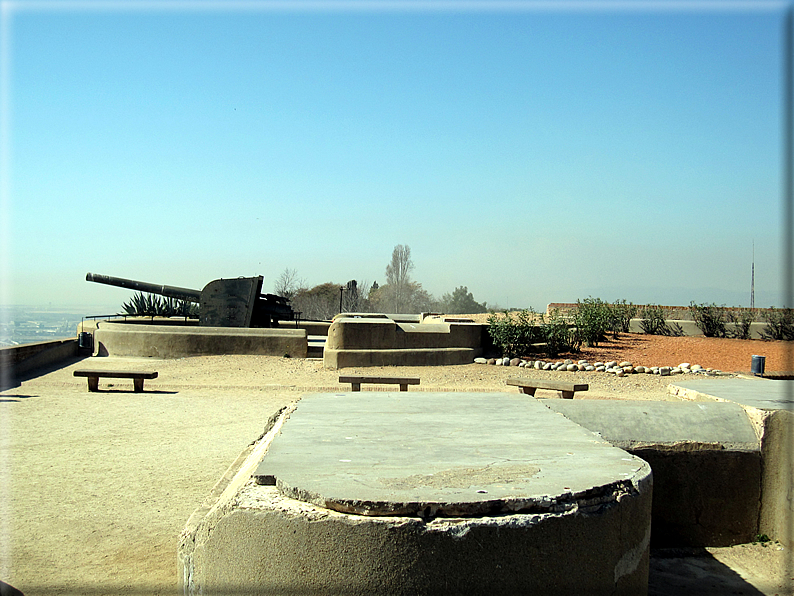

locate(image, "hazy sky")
[[1, 0, 788, 311]]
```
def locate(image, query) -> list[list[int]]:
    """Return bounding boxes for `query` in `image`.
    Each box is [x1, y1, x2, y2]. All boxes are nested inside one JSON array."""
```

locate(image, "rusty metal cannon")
[[85, 273, 294, 328]]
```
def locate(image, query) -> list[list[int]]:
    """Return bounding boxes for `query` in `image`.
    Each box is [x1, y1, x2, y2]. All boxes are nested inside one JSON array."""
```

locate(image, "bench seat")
[[74, 370, 158, 393], [339, 376, 420, 392], [506, 378, 588, 399]]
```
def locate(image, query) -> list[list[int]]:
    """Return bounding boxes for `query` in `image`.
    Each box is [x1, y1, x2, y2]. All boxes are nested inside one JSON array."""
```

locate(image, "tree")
[[385, 245, 414, 312], [290, 282, 340, 320], [369, 280, 437, 314], [440, 286, 487, 314], [273, 268, 304, 301]]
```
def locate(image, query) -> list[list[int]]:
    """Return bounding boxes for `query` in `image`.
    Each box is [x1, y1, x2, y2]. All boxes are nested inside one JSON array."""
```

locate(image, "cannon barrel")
[[85, 273, 201, 303]]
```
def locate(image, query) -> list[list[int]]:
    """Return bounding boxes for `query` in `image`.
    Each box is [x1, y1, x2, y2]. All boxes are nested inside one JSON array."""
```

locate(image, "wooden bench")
[[507, 378, 588, 399], [74, 370, 158, 393], [339, 376, 420, 392]]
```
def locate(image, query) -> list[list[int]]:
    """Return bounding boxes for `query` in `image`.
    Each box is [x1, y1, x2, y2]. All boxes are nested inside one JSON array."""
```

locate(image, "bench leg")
[[351, 383, 361, 392], [519, 387, 537, 396], [133, 378, 144, 393], [559, 391, 574, 399], [400, 384, 408, 392], [87, 377, 99, 392]]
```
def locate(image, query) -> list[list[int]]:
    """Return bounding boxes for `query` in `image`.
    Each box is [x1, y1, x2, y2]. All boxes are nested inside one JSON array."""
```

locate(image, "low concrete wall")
[[0, 338, 79, 380], [758, 408, 794, 546], [548, 303, 775, 323], [625, 319, 769, 339], [323, 317, 484, 369], [94, 323, 307, 359]]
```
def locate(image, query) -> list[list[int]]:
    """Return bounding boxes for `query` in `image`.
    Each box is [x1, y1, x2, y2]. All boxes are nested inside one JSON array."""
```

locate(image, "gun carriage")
[[85, 272, 294, 328]]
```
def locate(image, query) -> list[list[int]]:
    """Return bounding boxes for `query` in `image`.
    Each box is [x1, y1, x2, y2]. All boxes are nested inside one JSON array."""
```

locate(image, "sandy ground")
[[1, 332, 792, 595]]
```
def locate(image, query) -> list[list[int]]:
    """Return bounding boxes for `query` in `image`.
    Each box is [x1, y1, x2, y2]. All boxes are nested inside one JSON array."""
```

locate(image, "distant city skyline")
[[1, 1, 789, 312]]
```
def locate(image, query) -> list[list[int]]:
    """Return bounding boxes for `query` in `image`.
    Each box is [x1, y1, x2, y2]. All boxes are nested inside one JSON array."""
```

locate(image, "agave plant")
[[121, 292, 198, 318]]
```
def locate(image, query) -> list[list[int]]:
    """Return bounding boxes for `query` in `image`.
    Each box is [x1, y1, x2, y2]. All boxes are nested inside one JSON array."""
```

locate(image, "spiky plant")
[[121, 292, 198, 318]]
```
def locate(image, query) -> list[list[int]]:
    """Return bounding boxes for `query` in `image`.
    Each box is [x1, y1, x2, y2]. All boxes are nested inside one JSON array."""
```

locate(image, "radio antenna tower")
[[750, 241, 755, 309]]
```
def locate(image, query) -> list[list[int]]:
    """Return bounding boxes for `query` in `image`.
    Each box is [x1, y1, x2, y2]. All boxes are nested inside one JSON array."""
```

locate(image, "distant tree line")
[[273, 245, 488, 320]]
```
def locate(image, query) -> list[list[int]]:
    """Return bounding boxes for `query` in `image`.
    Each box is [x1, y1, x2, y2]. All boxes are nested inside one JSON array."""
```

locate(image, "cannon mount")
[[85, 272, 294, 328]]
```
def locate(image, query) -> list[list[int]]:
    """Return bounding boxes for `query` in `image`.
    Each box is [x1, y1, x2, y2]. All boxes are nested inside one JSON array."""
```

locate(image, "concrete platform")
[[545, 399, 759, 450], [671, 377, 794, 410], [323, 316, 484, 368], [545, 399, 761, 547], [670, 378, 794, 550], [182, 392, 653, 595]]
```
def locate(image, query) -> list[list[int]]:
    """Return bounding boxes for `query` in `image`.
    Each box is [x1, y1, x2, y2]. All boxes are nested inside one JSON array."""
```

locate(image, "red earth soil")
[[555, 334, 793, 374]]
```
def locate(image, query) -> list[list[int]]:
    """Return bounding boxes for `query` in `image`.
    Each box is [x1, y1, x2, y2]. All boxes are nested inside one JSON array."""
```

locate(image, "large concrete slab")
[[544, 398, 761, 547], [671, 378, 794, 410], [544, 399, 759, 450], [255, 391, 649, 517]]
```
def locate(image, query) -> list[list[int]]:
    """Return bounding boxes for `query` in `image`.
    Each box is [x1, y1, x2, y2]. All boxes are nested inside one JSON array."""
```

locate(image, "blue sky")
[[1, 1, 788, 311]]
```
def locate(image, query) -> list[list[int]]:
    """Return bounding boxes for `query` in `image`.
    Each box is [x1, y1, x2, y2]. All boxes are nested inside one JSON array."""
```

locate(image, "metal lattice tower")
[[751, 241, 755, 309]]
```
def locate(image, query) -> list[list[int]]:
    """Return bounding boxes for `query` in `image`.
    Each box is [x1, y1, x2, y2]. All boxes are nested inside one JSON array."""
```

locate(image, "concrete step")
[[308, 335, 325, 358]]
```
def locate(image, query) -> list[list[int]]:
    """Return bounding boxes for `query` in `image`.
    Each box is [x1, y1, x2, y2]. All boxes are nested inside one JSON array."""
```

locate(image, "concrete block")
[[671, 378, 794, 546], [323, 317, 483, 368], [180, 393, 652, 595], [545, 399, 761, 547]]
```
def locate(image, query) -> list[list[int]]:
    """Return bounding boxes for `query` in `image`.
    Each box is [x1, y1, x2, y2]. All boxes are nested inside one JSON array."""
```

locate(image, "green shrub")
[[487, 308, 580, 359], [639, 305, 684, 336], [487, 309, 543, 358], [727, 309, 755, 340], [639, 304, 666, 335], [572, 297, 611, 347], [541, 309, 581, 357], [607, 299, 637, 337], [760, 308, 794, 341], [690, 302, 727, 338]]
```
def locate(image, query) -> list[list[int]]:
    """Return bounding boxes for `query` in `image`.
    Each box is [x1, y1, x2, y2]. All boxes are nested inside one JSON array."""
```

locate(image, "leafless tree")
[[385, 245, 414, 312], [273, 268, 304, 300]]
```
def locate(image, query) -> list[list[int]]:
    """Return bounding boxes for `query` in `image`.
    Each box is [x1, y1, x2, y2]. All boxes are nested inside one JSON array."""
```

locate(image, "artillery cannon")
[[86, 273, 294, 328]]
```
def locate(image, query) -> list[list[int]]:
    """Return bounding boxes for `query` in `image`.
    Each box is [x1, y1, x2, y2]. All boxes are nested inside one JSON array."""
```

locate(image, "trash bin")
[[751, 355, 765, 376], [78, 332, 93, 351]]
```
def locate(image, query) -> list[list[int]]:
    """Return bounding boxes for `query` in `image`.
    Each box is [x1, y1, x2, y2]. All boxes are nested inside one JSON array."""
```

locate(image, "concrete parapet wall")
[[0, 338, 79, 379], [323, 317, 484, 369], [94, 323, 307, 359]]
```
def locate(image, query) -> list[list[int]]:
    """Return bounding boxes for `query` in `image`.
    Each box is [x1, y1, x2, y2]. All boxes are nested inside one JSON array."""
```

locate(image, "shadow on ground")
[[649, 548, 766, 596]]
